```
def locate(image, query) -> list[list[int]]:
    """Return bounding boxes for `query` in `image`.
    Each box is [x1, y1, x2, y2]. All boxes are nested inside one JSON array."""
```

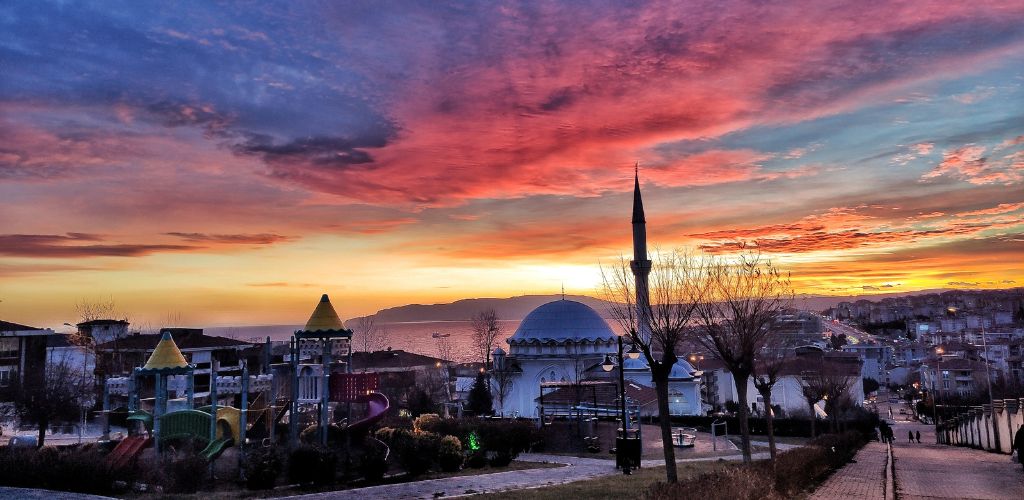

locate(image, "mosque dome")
[[668, 358, 697, 379], [509, 300, 617, 344]]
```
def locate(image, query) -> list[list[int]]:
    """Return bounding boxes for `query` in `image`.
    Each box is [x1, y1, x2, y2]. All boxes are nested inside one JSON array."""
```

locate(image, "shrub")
[[299, 423, 346, 446], [0, 445, 118, 495], [375, 428, 438, 476], [413, 413, 442, 433], [465, 450, 487, 469], [437, 435, 463, 472], [244, 447, 283, 490], [476, 419, 533, 466], [287, 445, 337, 486], [765, 446, 829, 497], [168, 455, 208, 493], [359, 437, 389, 481]]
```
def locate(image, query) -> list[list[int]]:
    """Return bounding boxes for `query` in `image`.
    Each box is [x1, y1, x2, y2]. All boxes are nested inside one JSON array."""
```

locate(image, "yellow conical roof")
[[302, 294, 346, 332], [143, 331, 190, 370]]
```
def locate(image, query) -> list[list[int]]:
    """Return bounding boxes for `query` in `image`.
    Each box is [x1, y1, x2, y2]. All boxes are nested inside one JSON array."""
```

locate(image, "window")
[[0, 368, 13, 387], [0, 338, 17, 358]]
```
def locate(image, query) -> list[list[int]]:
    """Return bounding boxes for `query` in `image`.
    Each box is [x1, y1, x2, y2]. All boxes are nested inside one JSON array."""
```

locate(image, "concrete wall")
[[937, 398, 1023, 454]]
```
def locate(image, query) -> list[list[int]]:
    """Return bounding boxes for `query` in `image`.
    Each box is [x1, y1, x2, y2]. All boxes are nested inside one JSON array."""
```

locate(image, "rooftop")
[[351, 349, 447, 370], [95, 328, 251, 351]]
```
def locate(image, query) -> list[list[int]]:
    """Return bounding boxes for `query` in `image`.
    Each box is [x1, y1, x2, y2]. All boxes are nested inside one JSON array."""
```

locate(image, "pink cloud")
[[956, 202, 1024, 217], [923, 144, 1023, 185]]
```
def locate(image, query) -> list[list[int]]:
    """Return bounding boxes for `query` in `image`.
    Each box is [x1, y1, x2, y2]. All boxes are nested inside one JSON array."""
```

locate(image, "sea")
[[204, 320, 523, 363]]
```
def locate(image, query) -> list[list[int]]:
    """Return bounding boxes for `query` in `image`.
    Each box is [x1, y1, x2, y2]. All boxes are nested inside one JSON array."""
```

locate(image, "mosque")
[[492, 173, 703, 418]]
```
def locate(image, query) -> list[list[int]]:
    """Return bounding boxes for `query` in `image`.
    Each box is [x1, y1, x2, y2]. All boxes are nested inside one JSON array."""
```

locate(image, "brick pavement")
[[807, 441, 890, 500], [892, 421, 1023, 500]]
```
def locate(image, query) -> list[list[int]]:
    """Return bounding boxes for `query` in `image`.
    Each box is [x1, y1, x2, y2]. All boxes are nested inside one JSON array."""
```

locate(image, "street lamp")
[[933, 346, 944, 443], [602, 335, 634, 475]]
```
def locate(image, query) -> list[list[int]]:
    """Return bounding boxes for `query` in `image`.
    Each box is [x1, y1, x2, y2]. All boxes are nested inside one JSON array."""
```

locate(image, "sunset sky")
[[2, 1, 1023, 328]]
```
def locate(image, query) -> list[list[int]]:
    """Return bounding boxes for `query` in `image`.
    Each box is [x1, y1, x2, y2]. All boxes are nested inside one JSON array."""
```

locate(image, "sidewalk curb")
[[884, 442, 895, 500]]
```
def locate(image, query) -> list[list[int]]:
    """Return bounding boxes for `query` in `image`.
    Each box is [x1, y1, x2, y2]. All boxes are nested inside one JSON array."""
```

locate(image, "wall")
[[937, 398, 1023, 454]]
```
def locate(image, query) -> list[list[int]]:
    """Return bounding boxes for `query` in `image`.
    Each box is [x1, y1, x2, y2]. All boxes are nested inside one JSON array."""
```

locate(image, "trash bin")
[[615, 437, 641, 469]]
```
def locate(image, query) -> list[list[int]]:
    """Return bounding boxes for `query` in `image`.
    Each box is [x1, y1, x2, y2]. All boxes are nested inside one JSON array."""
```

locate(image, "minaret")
[[630, 166, 653, 344]]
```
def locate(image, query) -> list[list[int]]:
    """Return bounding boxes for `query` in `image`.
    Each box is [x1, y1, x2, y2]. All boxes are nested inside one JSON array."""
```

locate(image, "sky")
[[2, 0, 1023, 328]]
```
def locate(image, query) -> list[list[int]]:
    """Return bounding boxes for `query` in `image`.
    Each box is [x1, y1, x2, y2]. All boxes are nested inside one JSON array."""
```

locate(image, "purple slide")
[[346, 392, 390, 433]]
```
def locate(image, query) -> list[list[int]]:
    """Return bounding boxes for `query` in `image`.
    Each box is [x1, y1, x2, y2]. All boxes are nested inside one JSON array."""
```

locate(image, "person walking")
[[909, 431, 915, 443], [915, 430, 921, 443], [1014, 425, 1024, 471]]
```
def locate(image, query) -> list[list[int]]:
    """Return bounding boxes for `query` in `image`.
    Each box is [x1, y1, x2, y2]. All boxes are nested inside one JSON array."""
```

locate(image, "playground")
[[0, 295, 553, 497]]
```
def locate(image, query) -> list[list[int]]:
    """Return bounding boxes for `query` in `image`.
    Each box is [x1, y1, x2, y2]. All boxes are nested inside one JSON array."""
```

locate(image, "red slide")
[[105, 435, 152, 470], [346, 392, 390, 434]]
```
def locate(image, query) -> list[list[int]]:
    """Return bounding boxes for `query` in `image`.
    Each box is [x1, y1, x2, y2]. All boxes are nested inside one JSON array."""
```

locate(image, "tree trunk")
[[761, 390, 777, 462], [654, 379, 678, 483], [808, 403, 817, 437], [732, 373, 752, 463], [37, 417, 48, 448]]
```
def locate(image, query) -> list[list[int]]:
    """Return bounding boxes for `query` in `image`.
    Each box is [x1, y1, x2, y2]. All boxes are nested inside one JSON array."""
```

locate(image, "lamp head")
[[627, 344, 641, 360], [601, 354, 615, 372]]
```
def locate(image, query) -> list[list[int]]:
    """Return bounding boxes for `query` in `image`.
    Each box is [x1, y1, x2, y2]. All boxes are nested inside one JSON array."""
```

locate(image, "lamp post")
[[933, 346, 944, 444], [602, 335, 640, 475], [689, 354, 705, 410]]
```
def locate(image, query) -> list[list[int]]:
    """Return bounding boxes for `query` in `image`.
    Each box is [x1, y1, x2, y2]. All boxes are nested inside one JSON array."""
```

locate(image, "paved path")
[[882, 393, 1022, 499], [0, 487, 111, 500], [891, 420, 1022, 499], [286, 451, 767, 499], [807, 441, 890, 500]]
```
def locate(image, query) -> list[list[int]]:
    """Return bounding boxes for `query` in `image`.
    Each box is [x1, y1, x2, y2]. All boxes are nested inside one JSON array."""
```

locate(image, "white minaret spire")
[[630, 164, 652, 344]]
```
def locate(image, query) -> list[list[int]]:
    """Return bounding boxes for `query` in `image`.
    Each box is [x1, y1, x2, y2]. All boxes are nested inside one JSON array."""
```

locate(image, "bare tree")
[[491, 363, 516, 417], [434, 334, 455, 409], [601, 250, 703, 484], [13, 354, 91, 447], [800, 355, 857, 435], [470, 309, 501, 368], [354, 315, 391, 354], [752, 336, 788, 462], [693, 253, 793, 463], [434, 334, 455, 363]]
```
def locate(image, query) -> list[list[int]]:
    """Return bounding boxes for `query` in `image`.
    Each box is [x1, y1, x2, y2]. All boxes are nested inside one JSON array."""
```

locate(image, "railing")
[[935, 397, 1023, 454]]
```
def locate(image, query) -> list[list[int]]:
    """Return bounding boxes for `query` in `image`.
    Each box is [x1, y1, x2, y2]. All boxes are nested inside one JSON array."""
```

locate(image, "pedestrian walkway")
[[284, 454, 613, 500], [892, 420, 1023, 500], [285, 451, 766, 499], [0, 487, 111, 500], [807, 441, 890, 500]]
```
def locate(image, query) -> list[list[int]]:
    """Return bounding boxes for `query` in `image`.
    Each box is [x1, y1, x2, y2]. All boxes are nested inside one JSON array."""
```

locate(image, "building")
[[706, 348, 864, 418], [491, 173, 702, 418], [0, 320, 53, 398], [920, 356, 991, 399], [350, 349, 451, 414], [841, 343, 893, 383], [75, 319, 129, 345], [497, 299, 619, 417], [95, 328, 252, 394]]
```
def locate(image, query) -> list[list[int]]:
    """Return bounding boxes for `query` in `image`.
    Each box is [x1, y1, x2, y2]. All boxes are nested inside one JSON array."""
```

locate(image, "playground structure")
[[100, 294, 391, 478]]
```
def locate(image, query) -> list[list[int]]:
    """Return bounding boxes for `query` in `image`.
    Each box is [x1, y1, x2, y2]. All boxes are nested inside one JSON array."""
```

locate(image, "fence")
[[936, 398, 1023, 454]]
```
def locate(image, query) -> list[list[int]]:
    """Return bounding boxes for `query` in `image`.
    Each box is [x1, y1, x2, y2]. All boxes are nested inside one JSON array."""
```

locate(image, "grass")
[[470, 461, 728, 500]]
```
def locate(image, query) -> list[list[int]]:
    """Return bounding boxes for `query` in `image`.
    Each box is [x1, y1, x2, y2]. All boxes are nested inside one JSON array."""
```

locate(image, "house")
[[94, 327, 252, 394], [75, 319, 129, 345], [0, 321, 53, 398], [841, 343, 893, 383], [706, 348, 865, 418], [350, 349, 451, 414], [919, 357, 990, 399]]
